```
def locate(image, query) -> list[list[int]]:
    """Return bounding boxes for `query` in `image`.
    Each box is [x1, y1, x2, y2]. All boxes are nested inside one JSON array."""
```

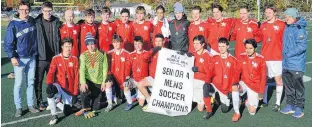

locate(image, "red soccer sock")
[[204, 97, 212, 112]]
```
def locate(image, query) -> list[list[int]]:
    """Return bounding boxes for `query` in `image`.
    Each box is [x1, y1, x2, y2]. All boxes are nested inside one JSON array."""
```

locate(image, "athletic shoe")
[[280, 104, 295, 114], [142, 105, 148, 111], [38, 102, 47, 110], [272, 104, 280, 112], [203, 112, 213, 119], [232, 113, 241, 122], [292, 107, 304, 118], [15, 108, 22, 117], [7, 73, 15, 79], [28, 106, 40, 113], [49, 115, 58, 125], [124, 104, 133, 111], [105, 104, 113, 112]]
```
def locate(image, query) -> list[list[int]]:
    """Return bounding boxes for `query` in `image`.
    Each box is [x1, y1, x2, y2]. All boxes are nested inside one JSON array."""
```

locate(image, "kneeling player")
[[46, 38, 79, 125], [136, 34, 165, 110], [105, 35, 131, 112], [126, 36, 150, 110], [231, 39, 266, 122], [202, 38, 240, 119], [76, 33, 108, 118], [191, 35, 212, 111]]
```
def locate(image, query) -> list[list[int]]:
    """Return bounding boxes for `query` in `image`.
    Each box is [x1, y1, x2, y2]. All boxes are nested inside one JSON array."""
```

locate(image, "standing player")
[[202, 38, 240, 120], [259, 4, 286, 111], [133, 6, 153, 50], [98, 7, 116, 52], [231, 6, 261, 58], [188, 6, 209, 52], [46, 38, 79, 125], [115, 8, 134, 52], [105, 35, 131, 112], [136, 34, 165, 110], [169, 2, 190, 53], [191, 35, 212, 111], [59, 9, 80, 57], [77, 33, 108, 118], [125, 36, 150, 110], [231, 39, 266, 122], [79, 9, 97, 54], [206, 3, 234, 55], [152, 5, 170, 47], [281, 8, 307, 118], [4, 1, 39, 117]]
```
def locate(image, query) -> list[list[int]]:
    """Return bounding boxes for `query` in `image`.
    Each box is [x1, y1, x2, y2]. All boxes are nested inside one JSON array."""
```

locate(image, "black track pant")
[[80, 80, 105, 110], [282, 69, 305, 108], [35, 60, 50, 105]]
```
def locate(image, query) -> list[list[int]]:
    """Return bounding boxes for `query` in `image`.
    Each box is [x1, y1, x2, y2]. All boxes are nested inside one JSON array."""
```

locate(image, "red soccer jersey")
[[115, 20, 135, 52], [129, 50, 150, 82], [188, 21, 209, 52], [107, 49, 131, 89], [59, 24, 80, 57], [259, 19, 285, 61], [133, 21, 153, 50], [46, 54, 79, 96], [79, 22, 97, 54], [98, 22, 117, 52], [231, 19, 261, 57], [209, 54, 240, 95], [237, 53, 266, 94], [193, 49, 212, 82], [206, 18, 235, 52]]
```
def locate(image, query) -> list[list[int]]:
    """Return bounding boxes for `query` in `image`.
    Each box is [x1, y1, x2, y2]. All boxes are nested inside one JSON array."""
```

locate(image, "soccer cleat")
[[39, 103, 47, 111], [292, 107, 304, 118], [7, 73, 15, 79], [28, 106, 40, 113], [232, 113, 241, 122], [105, 104, 113, 112], [15, 108, 22, 117], [142, 105, 148, 111], [280, 104, 295, 114], [124, 104, 133, 111], [272, 104, 281, 112], [49, 115, 58, 125], [203, 112, 213, 120]]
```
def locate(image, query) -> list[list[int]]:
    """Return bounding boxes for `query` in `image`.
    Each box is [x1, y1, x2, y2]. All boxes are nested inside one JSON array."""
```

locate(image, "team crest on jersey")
[[134, 57, 136, 60], [83, 26, 86, 29], [69, 62, 73, 67], [63, 31, 67, 33], [252, 61, 258, 68], [99, 27, 102, 29], [243, 61, 246, 64], [200, 58, 204, 63], [58, 64, 62, 66], [121, 57, 125, 62], [109, 27, 112, 31], [199, 26, 204, 31], [215, 62, 219, 64], [73, 30, 77, 35], [226, 62, 231, 67], [247, 27, 252, 32], [125, 24, 129, 28], [221, 22, 226, 27], [238, 28, 240, 31], [273, 25, 279, 31], [144, 26, 148, 30], [263, 28, 266, 31]]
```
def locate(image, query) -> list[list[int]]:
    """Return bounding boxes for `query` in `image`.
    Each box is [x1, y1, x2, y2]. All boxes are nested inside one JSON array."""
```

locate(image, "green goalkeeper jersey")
[[79, 49, 108, 85]]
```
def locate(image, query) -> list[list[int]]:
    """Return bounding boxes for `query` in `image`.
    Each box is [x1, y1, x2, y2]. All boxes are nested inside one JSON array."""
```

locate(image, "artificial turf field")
[[1, 20, 311, 127]]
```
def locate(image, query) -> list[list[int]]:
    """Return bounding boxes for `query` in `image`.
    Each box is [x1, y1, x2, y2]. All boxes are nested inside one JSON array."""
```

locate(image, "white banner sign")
[[145, 48, 194, 116]]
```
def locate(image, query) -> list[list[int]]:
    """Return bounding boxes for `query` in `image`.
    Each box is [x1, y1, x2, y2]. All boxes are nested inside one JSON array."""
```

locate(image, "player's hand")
[[192, 66, 198, 72], [258, 93, 264, 100], [227, 92, 232, 100], [11, 57, 19, 66], [80, 84, 88, 93], [177, 50, 185, 55], [101, 83, 106, 92], [186, 52, 193, 57], [152, 46, 162, 53]]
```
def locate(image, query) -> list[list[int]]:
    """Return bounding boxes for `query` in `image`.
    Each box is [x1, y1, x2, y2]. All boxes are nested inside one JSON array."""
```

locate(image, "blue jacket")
[[282, 17, 307, 72], [4, 15, 38, 58]]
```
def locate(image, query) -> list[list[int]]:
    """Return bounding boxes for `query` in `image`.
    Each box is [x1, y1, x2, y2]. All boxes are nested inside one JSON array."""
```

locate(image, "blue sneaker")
[[292, 107, 304, 118], [124, 104, 133, 111], [280, 104, 295, 114]]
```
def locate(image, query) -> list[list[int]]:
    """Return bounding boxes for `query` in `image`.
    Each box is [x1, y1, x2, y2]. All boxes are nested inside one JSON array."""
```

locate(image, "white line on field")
[[1, 111, 62, 126], [306, 61, 312, 64]]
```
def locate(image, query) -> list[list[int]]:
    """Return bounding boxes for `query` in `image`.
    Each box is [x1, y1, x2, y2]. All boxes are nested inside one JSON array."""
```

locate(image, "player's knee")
[[46, 85, 57, 98], [221, 103, 229, 113]]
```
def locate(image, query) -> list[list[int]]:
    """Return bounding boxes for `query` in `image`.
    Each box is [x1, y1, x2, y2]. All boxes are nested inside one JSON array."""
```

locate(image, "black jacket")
[[35, 14, 62, 61], [169, 18, 190, 52]]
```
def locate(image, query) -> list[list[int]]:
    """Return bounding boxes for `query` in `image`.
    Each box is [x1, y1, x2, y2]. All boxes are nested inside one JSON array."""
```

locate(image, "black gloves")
[[186, 52, 193, 57], [192, 66, 198, 72], [203, 83, 215, 97], [152, 46, 162, 53]]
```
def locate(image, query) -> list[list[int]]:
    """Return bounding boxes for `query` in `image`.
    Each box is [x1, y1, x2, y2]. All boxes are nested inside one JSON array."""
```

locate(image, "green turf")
[[1, 20, 312, 127]]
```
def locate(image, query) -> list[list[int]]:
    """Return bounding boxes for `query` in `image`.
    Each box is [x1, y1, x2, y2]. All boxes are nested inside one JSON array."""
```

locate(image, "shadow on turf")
[[1, 72, 14, 78], [1, 57, 10, 66]]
